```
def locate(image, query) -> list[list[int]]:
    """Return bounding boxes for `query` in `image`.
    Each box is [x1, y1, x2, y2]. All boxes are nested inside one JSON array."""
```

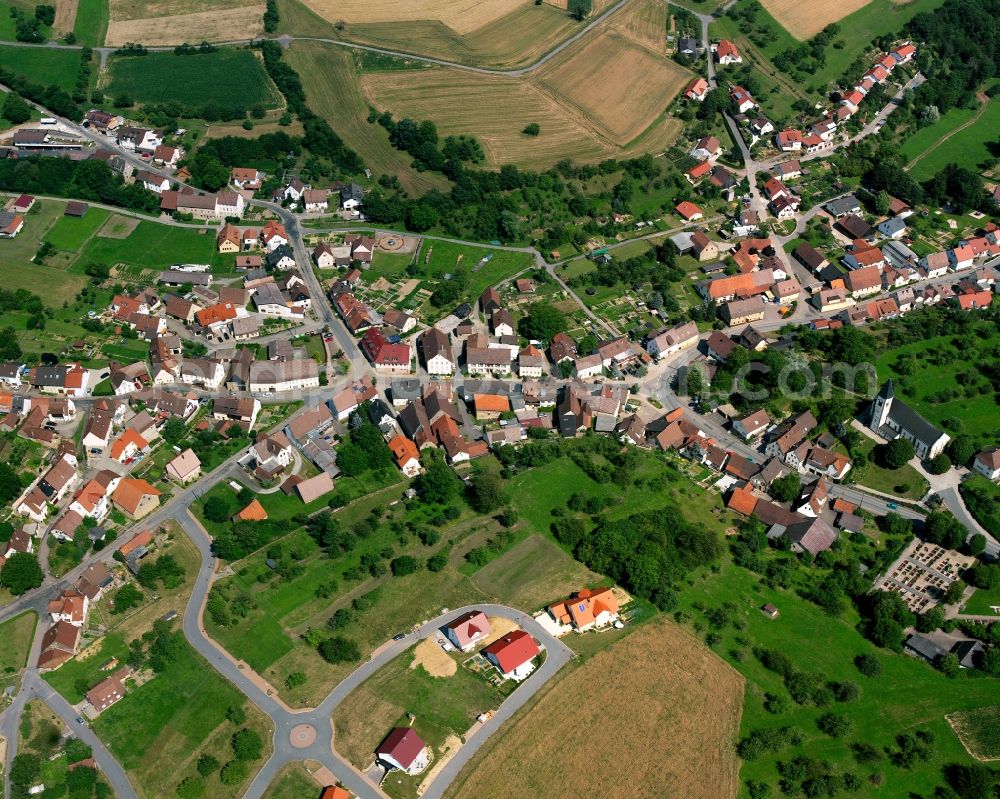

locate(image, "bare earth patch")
[[446, 617, 744, 799], [760, 0, 874, 39], [411, 637, 457, 678], [98, 214, 139, 239], [105, 5, 264, 46]]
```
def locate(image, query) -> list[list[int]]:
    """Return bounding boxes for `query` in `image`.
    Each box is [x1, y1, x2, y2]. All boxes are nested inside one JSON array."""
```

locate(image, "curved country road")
[[0, 0, 632, 78]]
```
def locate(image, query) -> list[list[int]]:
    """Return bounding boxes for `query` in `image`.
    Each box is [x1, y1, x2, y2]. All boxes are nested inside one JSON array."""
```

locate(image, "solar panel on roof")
[[578, 603, 587, 611]]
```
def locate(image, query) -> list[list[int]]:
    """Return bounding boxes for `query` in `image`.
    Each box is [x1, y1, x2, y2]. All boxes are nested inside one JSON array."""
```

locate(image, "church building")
[[868, 380, 949, 460]]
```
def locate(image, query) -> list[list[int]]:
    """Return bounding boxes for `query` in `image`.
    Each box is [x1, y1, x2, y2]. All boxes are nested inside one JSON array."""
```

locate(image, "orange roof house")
[[675, 201, 703, 221], [388, 435, 420, 477], [195, 302, 239, 328], [118, 529, 154, 558], [548, 587, 620, 631], [726, 485, 759, 516], [109, 428, 148, 462], [234, 498, 268, 521], [473, 393, 510, 419], [320, 789, 350, 799], [111, 479, 162, 519]]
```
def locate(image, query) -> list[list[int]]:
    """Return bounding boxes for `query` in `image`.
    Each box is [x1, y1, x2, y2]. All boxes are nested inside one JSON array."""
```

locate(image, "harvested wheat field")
[[360, 69, 609, 168], [611, 0, 667, 53], [760, 0, 873, 38], [536, 29, 690, 143], [53, 0, 79, 36], [446, 618, 744, 799], [105, 0, 263, 45], [286, 42, 450, 194], [300, 0, 529, 34]]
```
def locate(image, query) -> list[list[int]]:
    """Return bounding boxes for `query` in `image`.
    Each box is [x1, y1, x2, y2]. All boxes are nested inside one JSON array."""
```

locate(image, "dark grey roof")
[[266, 245, 295, 266], [885, 396, 945, 448], [951, 640, 983, 669], [32, 366, 67, 386], [826, 195, 860, 216], [391, 378, 422, 403], [905, 633, 947, 662]]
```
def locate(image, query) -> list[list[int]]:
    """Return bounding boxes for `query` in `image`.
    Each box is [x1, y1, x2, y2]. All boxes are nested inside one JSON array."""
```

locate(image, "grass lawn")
[[0, 610, 37, 691], [677, 555, 1000, 798], [0, 199, 88, 304], [471, 534, 603, 612], [905, 95, 1000, 180], [0, 44, 79, 85], [106, 49, 281, 110], [73, 0, 109, 46], [959, 475, 1000, 541], [44, 633, 130, 704], [95, 637, 273, 799], [874, 327, 999, 439], [262, 762, 320, 799], [849, 437, 928, 500], [44, 207, 111, 251], [70, 219, 231, 273], [962, 585, 1000, 617], [333, 645, 505, 771]]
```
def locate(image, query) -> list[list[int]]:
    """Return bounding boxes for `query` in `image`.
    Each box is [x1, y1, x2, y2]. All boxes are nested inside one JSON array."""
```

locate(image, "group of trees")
[[0, 551, 43, 595], [0, 158, 161, 215], [336, 412, 393, 477], [259, 41, 365, 178], [11, 4, 55, 43], [188, 131, 300, 190]]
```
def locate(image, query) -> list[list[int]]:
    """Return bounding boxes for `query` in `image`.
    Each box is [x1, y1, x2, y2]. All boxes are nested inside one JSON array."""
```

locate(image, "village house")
[[388, 435, 421, 477], [111, 478, 162, 520], [86, 667, 131, 714], [548, 587, 620, 631], [684, 76, 709, 101], [973, 447, 1000, 481], [646, 320, 699, 360], [248, 359, 321, 393], [160, 190, 245, 221], [483, 630, 540, 680], [443, 610, 491, 651], [722, 296, 766, 326], [361, 329, 413, 374], [713, 38, 742, 64], [733, 408, 771, 440], [165, 448, 201, 483], [376, 728, 429, 775]]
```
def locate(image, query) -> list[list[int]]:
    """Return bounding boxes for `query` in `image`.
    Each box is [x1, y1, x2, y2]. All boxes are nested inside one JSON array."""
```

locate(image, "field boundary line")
[[905, 93, 989, 171]]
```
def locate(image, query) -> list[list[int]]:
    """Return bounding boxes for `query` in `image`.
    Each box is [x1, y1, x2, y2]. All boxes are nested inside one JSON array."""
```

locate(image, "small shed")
[[761, 604, 780, 619], [65, 201, 89, 217]]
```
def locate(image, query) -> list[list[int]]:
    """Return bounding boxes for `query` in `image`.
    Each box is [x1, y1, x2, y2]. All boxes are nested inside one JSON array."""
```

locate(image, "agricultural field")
[[356, 7, 689, 170], [903, 94, 1000, 180], [332, 643, 506, 776], [675, 557, 1000, 798], [446, 617, 743, 799], [0, 43, 80, 85], [105, 49, 281, 109], [760, 0, 873, 39], [874, 325, 1000, 439], [104, 0, 263, 45], [261, 762, 320, 799], [948, 706, 1000, 761], [535, 29, 688, 145], [284, 42, 451, 195], [296, 0, 615, 69]]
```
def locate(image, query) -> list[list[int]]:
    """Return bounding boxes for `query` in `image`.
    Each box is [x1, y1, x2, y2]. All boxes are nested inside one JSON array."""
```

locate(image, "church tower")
[[869, 379, 894, 433]]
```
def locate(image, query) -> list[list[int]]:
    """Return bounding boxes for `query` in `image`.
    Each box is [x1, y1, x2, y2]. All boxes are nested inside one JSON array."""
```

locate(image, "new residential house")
[[443, 610, 491, 651]]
